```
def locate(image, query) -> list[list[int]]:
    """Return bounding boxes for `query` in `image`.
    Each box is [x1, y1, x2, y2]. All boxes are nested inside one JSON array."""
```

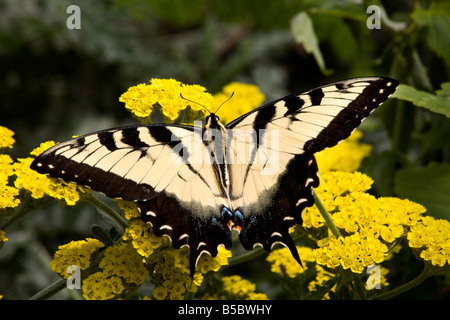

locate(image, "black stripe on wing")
[[30, 125, 195, 201]]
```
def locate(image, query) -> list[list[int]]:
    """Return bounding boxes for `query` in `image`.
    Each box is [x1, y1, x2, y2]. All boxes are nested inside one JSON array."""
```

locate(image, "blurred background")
[[1, 0, 449, 299]]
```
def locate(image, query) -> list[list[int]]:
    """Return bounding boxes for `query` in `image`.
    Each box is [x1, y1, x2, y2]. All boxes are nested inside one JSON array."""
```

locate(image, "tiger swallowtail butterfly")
[[31, 77, 399, 276]]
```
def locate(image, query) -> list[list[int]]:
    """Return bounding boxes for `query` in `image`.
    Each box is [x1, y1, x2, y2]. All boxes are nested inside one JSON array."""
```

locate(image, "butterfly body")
[[31, 77, 399, 275]]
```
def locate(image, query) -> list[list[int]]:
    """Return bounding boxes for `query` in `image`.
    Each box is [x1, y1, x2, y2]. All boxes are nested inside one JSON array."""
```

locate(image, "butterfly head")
[[205, 113, 221, 128]]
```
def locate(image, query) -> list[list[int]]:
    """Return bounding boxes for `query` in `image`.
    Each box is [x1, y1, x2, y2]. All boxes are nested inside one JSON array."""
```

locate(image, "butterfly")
[[31, 77, 398, 276]]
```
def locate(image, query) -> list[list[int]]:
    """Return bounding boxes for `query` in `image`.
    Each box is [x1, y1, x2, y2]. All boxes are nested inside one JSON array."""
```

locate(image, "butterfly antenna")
[[179, 93, 210, 114], [214, 91, 234, 114]]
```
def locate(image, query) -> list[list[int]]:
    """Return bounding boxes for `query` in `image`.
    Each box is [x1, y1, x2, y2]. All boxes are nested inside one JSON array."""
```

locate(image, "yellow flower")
[[79, 241, 149, 300], [13, 157, 81, 205], [152, 286, 168, 300], [82, 272, 125, 300], [213, 82, 265, 125], [315, 130, 372, 172], [302, 171, 424, 248], [0, 185, 20, 209], [99, 242, 149, 285], [147, 246, 231, 300], [407, 216, 450, 268], [302, 171, 374, 230], [203, 275, 268, 300], [266, 246, 314, 278], [119, 83, 157, 119], [0, 154, 20, 209], [13, 142, 85, 206], [315, 234, 389, 274], [119, 78, 213, 123], [122, 218, 164, 258], [197, 246, 232, 274], [50, 238, 105, 279], [0, 154, 14, 180], [116, 199, 140, 220], [30, 141, 56, 157], [0, 230, 8, 249], [118, 200, 165, 258], [0, 126, 15, 149]]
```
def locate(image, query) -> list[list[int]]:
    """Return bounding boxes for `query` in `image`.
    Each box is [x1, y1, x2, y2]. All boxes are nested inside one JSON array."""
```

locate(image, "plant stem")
[[312, 188, 341, 238], [0, 197, 53, 230], [82, 193, 128, 231], [228, 246, 265, 267], [374, 266, 432, 300], [29, 278, 67, 300]]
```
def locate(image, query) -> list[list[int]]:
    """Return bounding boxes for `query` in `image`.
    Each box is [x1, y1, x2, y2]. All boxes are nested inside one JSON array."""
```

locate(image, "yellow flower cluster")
[[0, 129, 83, 209], [81, 272, 124, 300], [301, 171, 425, 273], [14, 157, 81, 206], [119, 79, 265, 125], [149, 246, 232, 300], [266, 246, 315, 278], [0, 154, 20, 210], [212, 82, 265, 125], [315, 234, 388, 273], [119, 200, 165, 258], [302, 172, 424, 241], [408, 216, 450, 268], [0, 230, 8, 249], [0, 140, 82, 206], [301, 171, 374, 230], [82, 242, 149, 300], [266, 244, 391, 298], [117, 200, 232, 299], [315, 130, 372, 172], [0, 126, 15, 149], [203, 275, 268, 300], [50, 238, 105, 279], [119, 78, 213, 122]]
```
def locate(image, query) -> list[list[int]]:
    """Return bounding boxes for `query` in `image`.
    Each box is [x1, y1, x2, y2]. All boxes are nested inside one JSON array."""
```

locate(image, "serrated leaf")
[[395, 163, 450, 220], [290, 11, 332, 75], [392, 83, 450, 117]]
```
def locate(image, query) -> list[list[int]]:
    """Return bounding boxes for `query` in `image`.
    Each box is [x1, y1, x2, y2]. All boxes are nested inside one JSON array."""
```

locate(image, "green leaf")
[[362, 151, 405, 196], [411, 2, 450, 66], [290, 11, 332, 75], [392, 83, 450, 118], [395, 162, 450, 220]]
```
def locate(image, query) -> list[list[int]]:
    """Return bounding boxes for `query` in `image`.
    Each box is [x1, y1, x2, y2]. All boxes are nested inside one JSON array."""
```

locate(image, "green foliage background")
[[1, 0, 449, 299]]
